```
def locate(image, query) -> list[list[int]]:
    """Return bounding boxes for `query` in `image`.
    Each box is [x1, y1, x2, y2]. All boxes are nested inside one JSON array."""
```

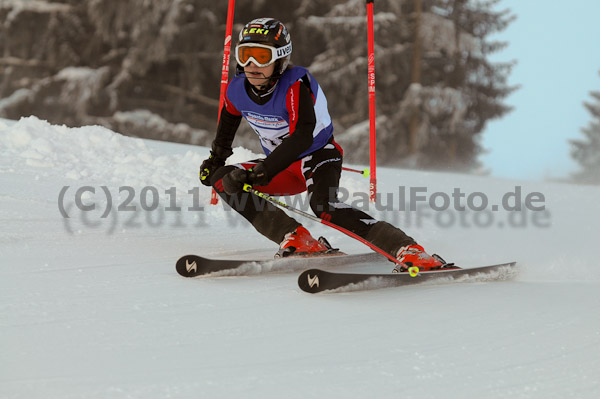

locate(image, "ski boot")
[[275, 226, 340, 258], [392, 244, 448, 273]]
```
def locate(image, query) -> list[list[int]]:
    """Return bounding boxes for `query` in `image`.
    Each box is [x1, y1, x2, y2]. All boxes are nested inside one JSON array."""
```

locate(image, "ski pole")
[[242, 184, 401, 265], [342, 166, 370, 177]]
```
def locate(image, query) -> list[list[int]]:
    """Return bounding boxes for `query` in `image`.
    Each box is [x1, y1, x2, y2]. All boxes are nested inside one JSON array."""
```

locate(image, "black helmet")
[[235, 18, 292, 78]]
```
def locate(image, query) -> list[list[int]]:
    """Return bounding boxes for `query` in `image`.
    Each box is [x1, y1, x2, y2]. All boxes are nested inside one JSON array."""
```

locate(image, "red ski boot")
[[392, 244, 445, 273], [276, 226, 336, 258]]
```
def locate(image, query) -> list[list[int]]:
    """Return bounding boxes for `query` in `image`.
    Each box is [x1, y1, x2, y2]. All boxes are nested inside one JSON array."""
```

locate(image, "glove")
[[199, 143, 233, 186], [199, 154, 225, 186], [222, 161, 270, 194], [222, 168, 249, 194], [248, 161, 270, 186]]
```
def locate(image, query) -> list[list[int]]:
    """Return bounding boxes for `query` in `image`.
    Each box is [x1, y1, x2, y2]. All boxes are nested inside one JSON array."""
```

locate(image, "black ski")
[[297, 262, 517, 293], [175, 252, 384, 278]]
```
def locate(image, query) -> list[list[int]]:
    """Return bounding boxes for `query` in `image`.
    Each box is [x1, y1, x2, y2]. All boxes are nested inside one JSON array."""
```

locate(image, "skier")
[[199, 18, 444, 272]]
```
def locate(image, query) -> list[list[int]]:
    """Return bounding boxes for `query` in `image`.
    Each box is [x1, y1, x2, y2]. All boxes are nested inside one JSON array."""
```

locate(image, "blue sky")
[[481, 0, 600, 181]]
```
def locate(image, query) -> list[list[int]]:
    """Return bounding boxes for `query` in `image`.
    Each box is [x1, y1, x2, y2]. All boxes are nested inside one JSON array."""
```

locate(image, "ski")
[[175, 252, 384, 278], [297, 262, 517, 293]]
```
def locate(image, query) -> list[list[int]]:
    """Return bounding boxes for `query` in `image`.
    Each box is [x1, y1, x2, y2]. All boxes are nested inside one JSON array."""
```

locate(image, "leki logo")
[[243, 27, 269, 35], [307, 274, 319, 288], [186, 259, 197, 273]]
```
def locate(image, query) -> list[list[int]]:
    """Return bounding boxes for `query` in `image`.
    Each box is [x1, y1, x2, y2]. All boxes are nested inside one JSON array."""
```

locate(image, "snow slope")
[[1, 116, 599, 399]]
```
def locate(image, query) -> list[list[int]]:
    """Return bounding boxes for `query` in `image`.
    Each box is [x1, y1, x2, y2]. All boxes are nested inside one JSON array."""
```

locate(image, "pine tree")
[[296, 0, 516, 171], [394, 0, 517, 170], [571, 72, 600, 185]]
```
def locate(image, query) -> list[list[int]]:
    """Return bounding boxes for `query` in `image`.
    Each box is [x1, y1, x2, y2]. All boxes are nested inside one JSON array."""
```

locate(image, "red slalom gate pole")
[[218, 0, 235, 114], [210, 0, 236, 205], [366, 0, 377, 203]]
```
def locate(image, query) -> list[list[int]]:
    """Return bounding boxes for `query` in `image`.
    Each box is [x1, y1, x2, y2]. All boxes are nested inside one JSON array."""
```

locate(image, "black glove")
[[222, 168, 249, 194], [248, 161, 270, 186], [222, 161, 270, 194], [199, 154, 225, 186], [200, 142, 233, 186]]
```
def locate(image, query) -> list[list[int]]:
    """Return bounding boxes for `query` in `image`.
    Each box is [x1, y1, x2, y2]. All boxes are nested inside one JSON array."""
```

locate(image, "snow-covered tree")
[[298, 0, 516, 171], [570, 72, 600, 185]]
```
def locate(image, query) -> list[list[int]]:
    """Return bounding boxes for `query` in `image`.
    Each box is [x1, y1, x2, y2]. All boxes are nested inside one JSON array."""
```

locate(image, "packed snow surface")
[[1, 117, 599, 398]]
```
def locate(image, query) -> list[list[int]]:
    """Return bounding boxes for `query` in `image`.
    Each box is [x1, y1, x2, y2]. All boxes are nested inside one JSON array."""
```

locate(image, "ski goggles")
[[235, 42, 292, 67]]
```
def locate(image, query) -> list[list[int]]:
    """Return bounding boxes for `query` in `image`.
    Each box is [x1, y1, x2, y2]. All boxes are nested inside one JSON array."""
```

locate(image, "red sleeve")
[[286, 81, 301, 134]]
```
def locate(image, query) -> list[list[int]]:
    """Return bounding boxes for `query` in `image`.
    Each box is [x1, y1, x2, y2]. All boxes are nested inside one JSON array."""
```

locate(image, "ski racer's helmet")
[[235, 18, 292, 79]]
